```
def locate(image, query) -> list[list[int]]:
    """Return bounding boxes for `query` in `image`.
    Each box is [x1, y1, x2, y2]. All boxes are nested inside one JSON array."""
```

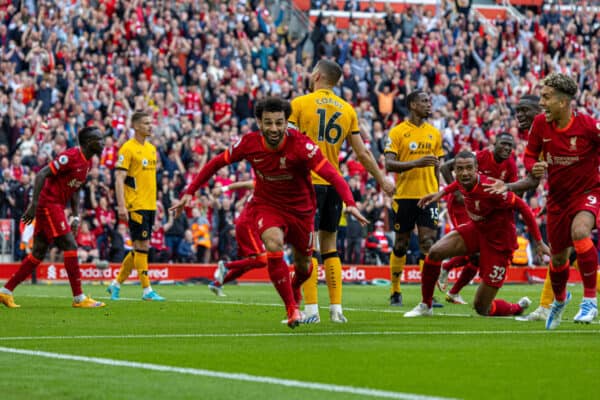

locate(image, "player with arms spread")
[[437, 132, 518, 304], [0, 127, 106, 308], [404, 151, 549, 317], [289, 59, 393, 323], [170, 97, 368, 328]]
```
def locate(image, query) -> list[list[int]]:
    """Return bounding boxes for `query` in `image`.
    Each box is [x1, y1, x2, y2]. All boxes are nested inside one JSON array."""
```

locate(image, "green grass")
[[0, 282, 598, 400]]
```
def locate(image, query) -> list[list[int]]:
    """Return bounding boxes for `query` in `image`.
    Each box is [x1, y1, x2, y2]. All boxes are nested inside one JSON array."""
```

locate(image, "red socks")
[[442, 256, 469, 272], [449, 263, 478, 295], [488, 299, 523, 316], [549, 261, 570, 302], [421, 256, 441, 308], [63, 250, 83, 297], [267, 251, 296, 308], [573, 238, 598, 298], [5, 255, 42, 291], [222, 255, 267, 285]]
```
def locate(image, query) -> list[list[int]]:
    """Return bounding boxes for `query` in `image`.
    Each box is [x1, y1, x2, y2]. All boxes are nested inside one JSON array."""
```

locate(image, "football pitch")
[[0, 282, 598, 400]]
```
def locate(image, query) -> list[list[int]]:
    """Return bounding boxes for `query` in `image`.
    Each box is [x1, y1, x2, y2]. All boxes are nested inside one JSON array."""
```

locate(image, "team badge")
[[142, 159, 148, 167], [58, 155, 69, 165], [409, 142, 418, 151], [569, 136, 577, 151]]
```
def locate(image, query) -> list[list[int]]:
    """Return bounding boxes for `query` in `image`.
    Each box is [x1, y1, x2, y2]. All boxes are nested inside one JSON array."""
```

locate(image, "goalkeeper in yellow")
[[289, 59, 394, 323]]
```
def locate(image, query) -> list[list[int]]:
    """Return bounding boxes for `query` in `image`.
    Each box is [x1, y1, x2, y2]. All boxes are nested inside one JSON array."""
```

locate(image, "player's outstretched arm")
[[483, 173, 540, 195], [22, 166, 52, 225], [418, 191, 444, 209]]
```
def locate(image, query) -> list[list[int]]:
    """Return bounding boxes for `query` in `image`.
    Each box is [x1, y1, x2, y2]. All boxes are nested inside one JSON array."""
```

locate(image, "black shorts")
[[128, 210, 155, 241], [392, 199, 439, 233], [314, 184, 342, 233]]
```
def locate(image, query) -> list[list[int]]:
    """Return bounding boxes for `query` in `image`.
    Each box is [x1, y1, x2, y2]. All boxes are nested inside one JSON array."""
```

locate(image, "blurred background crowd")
[[0, 0, 598, 265]]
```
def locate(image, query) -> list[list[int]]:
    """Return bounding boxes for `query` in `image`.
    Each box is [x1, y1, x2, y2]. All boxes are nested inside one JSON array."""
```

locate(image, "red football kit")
[[525, 112, 600, 253], [35, 147, 91, 241], [185, 129, 356, 256], [444, 175, 542, 287]]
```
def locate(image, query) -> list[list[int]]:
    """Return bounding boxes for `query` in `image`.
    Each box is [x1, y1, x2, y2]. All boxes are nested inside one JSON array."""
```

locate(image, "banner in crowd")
[[0, 263, 583, 284]]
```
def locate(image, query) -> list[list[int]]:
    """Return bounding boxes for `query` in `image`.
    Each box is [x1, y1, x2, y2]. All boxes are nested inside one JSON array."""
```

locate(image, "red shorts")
[[235, 205, 265, 257], [547, 188, 600, 254], [457, 222, 512, 288], [446, 193, 470, 227], [34, 204, 71, 241], [252, 204, 314, 256]]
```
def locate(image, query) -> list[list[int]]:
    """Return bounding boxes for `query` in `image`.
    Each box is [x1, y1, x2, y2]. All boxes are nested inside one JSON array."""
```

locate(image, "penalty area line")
[[0, 346, 456, 400]]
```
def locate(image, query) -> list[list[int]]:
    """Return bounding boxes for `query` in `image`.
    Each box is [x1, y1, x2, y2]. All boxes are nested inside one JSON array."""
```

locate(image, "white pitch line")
[[0, 329, 598, 342], [18, 294, 476, 317], [0, 346, 457, 400]]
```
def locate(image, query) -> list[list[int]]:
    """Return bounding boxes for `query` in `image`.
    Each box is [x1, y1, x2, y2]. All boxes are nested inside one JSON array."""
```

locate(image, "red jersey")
[[476, 149, 518, 183], [38, 147, 91, 207], [184, 129, 356, 217], [525, 113, 600, 208], [444, 175, 542, 252]]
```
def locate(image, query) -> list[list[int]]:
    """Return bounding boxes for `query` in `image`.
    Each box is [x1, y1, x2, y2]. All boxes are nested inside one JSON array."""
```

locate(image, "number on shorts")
[[489, 265, 506, 282], [586, 195, 597, 206], [429, 207, 439, 222]]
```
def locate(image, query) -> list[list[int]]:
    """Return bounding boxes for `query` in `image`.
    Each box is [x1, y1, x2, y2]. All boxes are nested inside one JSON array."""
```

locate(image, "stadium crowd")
[[0, 0, 598, 265]]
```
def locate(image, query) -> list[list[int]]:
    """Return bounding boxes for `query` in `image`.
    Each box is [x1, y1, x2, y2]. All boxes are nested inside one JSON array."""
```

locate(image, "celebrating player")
[[170, 97, 368, 328], [437, 132, 518, 304], [0, 127, 106, 308], [404, 151, 549, 318], [289, 59, 393, 323], [107, 111, 165, 301], [487, 73, 600, 329]]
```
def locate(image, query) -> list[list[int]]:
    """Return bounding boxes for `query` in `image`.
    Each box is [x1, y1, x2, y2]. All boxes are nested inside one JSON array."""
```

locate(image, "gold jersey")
[[384, 120, 444, 199], [116, 138, 157, 211], [289, 89, 359, 185]]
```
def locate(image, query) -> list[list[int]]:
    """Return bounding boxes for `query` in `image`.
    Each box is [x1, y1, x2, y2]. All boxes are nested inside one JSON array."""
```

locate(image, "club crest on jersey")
[[409, 142, 418, 151], [58, 155, 68, 165], [280, 157, 287, 169], [474, 200, 480, 211], [142, 159, 148, 167], [570, 136, 577, 151], [117, 154, 124, 166]]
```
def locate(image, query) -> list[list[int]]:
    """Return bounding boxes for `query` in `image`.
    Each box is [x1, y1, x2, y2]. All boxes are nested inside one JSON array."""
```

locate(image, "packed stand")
[[0, 0, 598, 265]]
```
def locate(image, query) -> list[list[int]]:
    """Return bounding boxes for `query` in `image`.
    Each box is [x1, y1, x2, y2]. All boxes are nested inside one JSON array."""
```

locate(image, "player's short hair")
[[542, 73, 578, 99], [316, 60, 342, 85], [455, 150, 477, 163], [78, 126, 101, 146], [406, 90, 425, 109], [131, 111, 151, 125], [519, 95, 540, 105], [254, 97, 292, 120], [496, 132, 514, 141]]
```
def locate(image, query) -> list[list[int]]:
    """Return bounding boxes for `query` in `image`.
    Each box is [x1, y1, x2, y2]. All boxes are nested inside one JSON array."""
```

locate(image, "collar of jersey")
[[78, 147, 88, 162], [552, 113, 575, 133]]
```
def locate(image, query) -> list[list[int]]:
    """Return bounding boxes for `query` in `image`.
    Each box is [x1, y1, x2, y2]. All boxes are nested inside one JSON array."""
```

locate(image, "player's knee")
[[419, 237, 435, 254], [392, 244, 407, 258], [473, 300, 490, 316], [571, 226, 592, 242], [427, 246, 445, 262]]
